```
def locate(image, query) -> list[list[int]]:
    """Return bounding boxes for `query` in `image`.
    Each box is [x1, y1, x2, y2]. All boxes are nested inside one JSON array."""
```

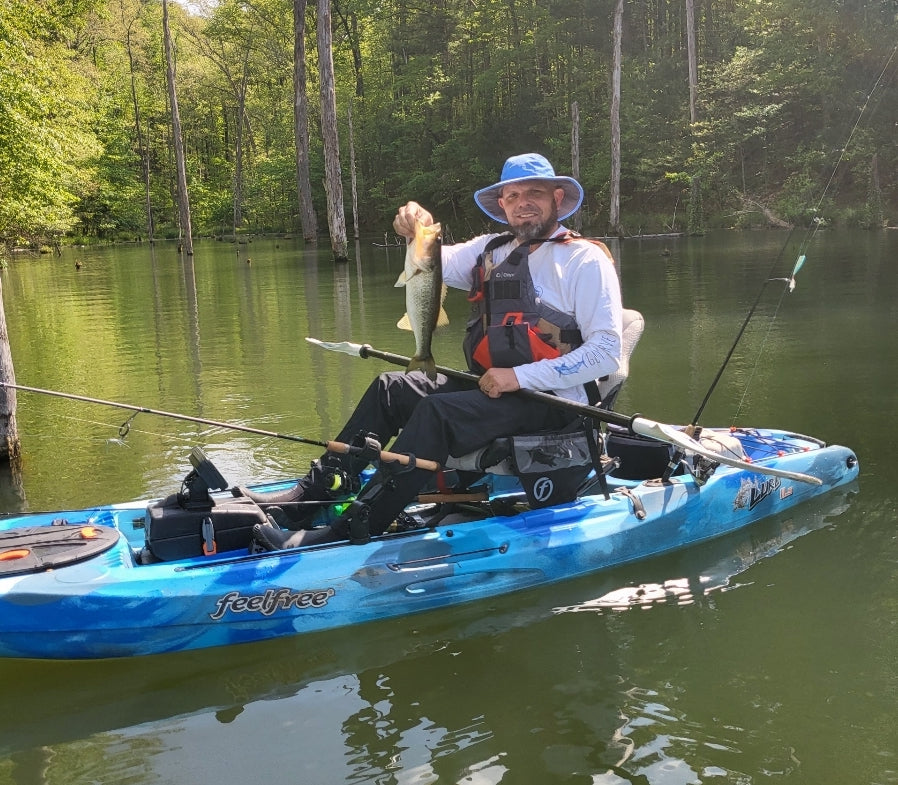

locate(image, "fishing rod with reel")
[[0, 381, 440, 474], [662, 42, 898, 484]]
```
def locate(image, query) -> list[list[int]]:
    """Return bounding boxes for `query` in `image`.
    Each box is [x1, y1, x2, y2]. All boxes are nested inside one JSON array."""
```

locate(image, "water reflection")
[[556, 488, 856, 615]]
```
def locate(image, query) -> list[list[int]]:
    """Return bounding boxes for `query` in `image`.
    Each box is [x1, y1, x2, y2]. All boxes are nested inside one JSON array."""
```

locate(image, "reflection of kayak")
[[0, 428, 858, 660]]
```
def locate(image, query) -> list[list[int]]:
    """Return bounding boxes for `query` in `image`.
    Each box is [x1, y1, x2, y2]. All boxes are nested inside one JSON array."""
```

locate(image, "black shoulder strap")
[[484, 233, 515, 253], [584, 380, 601, 406]]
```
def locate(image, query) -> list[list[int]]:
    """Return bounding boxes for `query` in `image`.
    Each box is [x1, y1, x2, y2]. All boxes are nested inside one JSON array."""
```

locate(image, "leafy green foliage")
[[1, 0, 896, 249], [0, 0, 103, 246]]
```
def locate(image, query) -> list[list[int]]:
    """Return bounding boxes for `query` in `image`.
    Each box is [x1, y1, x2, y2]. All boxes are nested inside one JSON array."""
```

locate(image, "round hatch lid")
[[0, 523, 121, 577]]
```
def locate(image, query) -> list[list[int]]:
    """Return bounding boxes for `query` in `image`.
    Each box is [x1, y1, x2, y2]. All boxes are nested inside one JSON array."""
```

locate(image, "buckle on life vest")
[[201, 517, 217, 556], [472, 313, 562, 370], [467, 265, 485, 302]]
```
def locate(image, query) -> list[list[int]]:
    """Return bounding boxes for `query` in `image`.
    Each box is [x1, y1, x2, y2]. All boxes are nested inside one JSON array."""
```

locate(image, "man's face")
[[498, 181, 564, 242]]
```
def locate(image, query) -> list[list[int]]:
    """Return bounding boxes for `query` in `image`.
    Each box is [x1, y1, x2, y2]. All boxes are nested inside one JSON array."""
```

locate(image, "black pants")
[[330, 371, 577, 534]]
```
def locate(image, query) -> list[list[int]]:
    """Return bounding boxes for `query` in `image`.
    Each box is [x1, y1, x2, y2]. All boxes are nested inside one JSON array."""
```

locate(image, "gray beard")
[[510, 208, 560, 244]]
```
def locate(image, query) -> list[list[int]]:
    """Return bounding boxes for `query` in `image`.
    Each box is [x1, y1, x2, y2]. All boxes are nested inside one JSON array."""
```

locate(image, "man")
[[250, 153, 623, 550]]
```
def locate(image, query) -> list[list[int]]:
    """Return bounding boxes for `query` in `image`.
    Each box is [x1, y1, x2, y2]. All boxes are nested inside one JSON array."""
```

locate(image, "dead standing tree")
[[0, 274, 20, 465], [317, 0, 348, 262], [685, 0, 705, 234], [608, 0, 623, 237], [163, 0, 194, 255], [294, 0, 318, 243]]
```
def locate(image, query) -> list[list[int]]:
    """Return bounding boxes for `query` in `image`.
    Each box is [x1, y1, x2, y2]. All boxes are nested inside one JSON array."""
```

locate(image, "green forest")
[[1, 0, 897, 253]]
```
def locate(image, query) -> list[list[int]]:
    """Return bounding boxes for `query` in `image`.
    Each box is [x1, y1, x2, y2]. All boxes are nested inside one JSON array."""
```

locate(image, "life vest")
[[463, 232, 612, 404], [462, 232, 574, 361]]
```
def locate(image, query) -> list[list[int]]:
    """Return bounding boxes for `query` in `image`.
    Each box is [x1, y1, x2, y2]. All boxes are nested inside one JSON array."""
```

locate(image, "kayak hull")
[[0, 429, 858, 659]]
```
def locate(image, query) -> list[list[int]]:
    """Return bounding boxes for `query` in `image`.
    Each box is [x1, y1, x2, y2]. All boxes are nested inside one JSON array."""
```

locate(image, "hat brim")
[[474, 176, 584, 224]]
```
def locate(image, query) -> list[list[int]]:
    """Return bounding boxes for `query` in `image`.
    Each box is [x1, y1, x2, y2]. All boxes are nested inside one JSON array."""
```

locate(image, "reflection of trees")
[[333, 261, 355, 422], [181, 251, 203, 416], [337, 617, 629, 782]]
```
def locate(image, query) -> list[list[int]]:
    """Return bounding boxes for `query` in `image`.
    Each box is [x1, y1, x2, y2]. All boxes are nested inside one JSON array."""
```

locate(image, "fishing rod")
[[0, 381, 440, 472], [306, 337, 821, 484], [690, 41, 898, 428]]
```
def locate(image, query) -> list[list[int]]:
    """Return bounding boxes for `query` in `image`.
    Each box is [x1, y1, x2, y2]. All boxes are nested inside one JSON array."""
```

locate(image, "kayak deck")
[[0, 427, 859, 659]]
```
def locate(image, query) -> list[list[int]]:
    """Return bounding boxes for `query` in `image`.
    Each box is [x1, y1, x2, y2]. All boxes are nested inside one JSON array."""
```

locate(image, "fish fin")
[[394, 271, 407, 287], [396, 313, 413, 331], [407, 356, 438, 381]]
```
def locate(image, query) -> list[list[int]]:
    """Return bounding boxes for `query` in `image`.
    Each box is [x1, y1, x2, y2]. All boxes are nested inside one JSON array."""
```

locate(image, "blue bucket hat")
[[473, 153, 584, 224]]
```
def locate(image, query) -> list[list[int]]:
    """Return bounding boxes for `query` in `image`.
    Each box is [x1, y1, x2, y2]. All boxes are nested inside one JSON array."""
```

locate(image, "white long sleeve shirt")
[[442, 227, 623, 404]]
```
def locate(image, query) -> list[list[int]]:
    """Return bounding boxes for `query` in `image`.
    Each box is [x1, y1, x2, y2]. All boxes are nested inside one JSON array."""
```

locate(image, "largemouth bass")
[[395, 220, 448, 381]]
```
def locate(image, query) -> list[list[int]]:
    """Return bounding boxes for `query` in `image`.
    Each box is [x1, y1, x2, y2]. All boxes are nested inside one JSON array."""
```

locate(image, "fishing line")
[[1, 381, 441, 472], [22, 409, 215, 448], [692, 40, 898, 428], [2, 382, 334, 446]]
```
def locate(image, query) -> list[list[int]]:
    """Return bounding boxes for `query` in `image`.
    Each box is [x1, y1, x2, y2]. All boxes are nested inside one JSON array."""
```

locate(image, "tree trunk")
[[348, 100, 360, 240], [570, 101, 582, 233], [0, 276, 21, 465], [233, 52, 249, 234], [294, 0, 318, 242], [608, 0, 623, 237], [685, 0, 704, 235], [686, 0, 698, 125], [123, 7, 154, 243], [317, 0, 348, 262], [163, 0, 193, 255]]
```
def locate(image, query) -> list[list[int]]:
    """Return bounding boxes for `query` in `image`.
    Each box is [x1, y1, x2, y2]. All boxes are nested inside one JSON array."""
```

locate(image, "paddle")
[[306, 337, 823, 486], [0, 381, 440, 472]]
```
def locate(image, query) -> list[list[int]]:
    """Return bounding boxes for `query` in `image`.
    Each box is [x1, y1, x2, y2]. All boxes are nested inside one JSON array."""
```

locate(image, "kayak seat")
[[440, 308, 645, 506], [592, 307, 644, 412]]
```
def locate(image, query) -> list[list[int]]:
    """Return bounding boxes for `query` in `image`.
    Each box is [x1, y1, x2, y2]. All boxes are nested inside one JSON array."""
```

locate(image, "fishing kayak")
[[0, 426, 858, 660]]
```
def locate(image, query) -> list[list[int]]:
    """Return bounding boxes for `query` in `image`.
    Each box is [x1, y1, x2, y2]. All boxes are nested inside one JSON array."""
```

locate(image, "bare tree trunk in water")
[[294, 0, 318, 242], [570, 101, 582, 233], [317, 0, 348, 262], [122, 1, 154, 243], [233, 50, 250, 234], [608, 0, 623, 237], [163, 0, 193, 255], [348, 101, 360, 240], [686, 0, 698, 125], [685, 0, 704, 235], [0, 276, 21, 465]]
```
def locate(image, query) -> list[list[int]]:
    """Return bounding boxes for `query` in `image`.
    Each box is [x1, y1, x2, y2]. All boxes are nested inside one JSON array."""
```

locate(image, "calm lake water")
[[0, 229, 896, 784]]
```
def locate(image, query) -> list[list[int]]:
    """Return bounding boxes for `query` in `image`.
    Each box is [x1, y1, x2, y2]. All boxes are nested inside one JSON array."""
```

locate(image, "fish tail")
[[407, 355, 438, 381]]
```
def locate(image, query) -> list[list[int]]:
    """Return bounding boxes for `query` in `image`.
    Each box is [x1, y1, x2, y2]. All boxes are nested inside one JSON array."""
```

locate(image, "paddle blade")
[[305, 337, 365, 357], [631, 419, 822, 485]]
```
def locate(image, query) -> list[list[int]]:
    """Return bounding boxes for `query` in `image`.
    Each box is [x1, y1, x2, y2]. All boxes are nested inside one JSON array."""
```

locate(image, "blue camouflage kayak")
[[0, 426, 858, 660]]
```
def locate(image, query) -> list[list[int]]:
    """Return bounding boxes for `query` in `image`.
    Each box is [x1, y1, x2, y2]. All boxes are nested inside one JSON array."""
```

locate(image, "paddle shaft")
[[0, 382, 440, 472], [333, 341, 820, 484], [355, 344, 641, 432]]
